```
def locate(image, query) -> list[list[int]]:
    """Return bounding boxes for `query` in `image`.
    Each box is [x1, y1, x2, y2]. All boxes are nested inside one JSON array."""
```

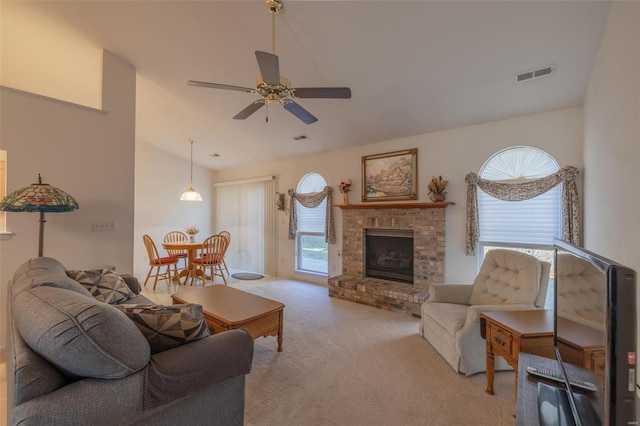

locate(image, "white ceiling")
[[32, 1, 611, 170]]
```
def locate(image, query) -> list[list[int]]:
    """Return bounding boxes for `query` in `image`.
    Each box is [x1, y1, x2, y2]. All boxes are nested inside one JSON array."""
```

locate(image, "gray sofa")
[[7, 257, 254, 426]]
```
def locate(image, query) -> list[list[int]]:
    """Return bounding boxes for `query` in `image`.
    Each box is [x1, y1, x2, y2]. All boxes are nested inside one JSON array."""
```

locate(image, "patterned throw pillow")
[[115, 304, 211, 354], [66, 269, 135, 304]]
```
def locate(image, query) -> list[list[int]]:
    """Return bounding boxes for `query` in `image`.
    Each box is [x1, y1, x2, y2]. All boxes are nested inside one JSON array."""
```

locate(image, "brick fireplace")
[[328, 202, 452, 317]]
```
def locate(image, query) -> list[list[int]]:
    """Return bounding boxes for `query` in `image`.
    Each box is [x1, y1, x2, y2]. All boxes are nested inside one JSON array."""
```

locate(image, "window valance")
[[288, 186, 336, 244], [465, 165, 580, 255]]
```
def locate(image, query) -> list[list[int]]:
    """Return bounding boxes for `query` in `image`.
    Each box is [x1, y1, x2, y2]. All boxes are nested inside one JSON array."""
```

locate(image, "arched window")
[[295, 173, 328, 275], [478, 146, 561, 248], [477, 147, 561, 300]]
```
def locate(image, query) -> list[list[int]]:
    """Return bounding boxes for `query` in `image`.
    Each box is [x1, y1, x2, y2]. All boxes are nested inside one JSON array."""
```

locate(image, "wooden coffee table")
[[171, 285, 285, 352]]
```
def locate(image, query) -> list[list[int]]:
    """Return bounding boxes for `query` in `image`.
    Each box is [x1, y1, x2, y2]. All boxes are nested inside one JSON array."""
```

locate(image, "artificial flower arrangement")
[[338, 179, 352, 193], [185, 225, 200, 235], [427, 176, 448, 202]]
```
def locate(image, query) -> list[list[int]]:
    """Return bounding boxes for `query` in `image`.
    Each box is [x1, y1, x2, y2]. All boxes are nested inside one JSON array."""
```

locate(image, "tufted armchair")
[[419, 249, 551, 375]]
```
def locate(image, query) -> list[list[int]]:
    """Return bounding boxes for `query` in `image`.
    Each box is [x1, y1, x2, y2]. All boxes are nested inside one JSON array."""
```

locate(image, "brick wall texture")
[[329, 206, 447, 317]]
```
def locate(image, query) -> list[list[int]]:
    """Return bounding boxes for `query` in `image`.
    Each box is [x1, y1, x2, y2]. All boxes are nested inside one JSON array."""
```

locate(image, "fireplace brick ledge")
[[336, 201, 454, 210], [328, 275, 430, 318]]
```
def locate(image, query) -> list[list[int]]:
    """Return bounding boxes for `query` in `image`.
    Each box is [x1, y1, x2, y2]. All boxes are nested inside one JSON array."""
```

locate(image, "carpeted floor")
[[144, 276, 516, 426]]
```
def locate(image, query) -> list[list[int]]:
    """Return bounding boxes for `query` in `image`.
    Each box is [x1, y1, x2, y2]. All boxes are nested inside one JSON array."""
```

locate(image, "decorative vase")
[[189, 234, 195, 243], [343, 192, 349, 205], [429, 192, 446, 202]]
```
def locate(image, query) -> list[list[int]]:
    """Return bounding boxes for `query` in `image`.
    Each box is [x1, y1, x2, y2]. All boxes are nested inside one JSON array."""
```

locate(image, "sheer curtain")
[[214, 176, 276, 275]]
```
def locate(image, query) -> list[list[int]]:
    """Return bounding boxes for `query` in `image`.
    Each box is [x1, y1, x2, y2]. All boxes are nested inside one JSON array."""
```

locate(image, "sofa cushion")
[[67, 268, 135, 304], [14, 286, 150, 379], [9, 296, 69, 405], [116, 304, 211, 354], [11, 257, 93, 298]]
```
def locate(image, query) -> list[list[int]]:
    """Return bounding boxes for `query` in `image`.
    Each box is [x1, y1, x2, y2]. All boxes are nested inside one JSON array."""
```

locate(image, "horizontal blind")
[[297, 198, 326, 233], [478, 185, 562, 246]]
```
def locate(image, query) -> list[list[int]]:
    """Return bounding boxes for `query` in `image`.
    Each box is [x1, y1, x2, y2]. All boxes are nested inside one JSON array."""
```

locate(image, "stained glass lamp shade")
[[0, 174, 79, 256]]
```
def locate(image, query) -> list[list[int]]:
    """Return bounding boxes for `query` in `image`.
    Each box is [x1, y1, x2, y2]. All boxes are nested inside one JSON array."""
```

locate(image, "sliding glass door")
[[215, 176, 276, 276]]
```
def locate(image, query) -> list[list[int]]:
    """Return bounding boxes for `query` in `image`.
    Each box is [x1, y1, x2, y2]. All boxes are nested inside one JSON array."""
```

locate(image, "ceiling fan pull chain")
[[266, 103, 269, 123]]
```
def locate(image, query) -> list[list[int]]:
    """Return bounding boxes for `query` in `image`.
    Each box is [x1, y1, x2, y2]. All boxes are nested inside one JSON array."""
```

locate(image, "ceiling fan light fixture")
[[180, 138, 203, 202]]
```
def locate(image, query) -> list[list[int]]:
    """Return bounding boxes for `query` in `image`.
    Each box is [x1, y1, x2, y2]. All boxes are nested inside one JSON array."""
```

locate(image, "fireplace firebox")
[[364, 229, 414, 284]]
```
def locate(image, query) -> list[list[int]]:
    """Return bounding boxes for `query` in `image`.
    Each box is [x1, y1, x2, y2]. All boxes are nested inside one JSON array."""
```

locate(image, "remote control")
[[526, 366, 598, 392]]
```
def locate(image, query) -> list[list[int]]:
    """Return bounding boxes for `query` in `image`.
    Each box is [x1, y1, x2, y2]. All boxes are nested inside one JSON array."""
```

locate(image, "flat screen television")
[[553, 239, 637, 425]]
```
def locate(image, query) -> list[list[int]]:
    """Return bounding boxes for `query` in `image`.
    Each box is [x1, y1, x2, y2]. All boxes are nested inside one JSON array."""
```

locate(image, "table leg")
[[277, 310, 283, 352], [514, 355, 519, 397], [176, 269, 189, 285], [486, 335, 495, 395], [186, 248, 198, 285]]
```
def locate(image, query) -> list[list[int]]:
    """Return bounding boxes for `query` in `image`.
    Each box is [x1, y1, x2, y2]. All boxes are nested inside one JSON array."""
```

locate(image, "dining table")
[[162, 241, 208, 284]]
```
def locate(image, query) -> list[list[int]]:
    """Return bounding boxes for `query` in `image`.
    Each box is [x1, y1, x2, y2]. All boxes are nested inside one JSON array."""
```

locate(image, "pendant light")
[[180, 138, 203, 201]]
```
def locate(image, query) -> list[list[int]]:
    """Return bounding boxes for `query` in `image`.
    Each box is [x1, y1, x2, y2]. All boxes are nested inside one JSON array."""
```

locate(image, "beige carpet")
[[179, 277, 518, 426]]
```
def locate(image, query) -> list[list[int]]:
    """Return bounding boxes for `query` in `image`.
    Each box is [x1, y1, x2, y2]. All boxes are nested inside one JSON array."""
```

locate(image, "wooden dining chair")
[[163, 231, 189, 271], [217, 230, 231, 275], [143, 234, 179, 290], [191, 234, 228, 286]]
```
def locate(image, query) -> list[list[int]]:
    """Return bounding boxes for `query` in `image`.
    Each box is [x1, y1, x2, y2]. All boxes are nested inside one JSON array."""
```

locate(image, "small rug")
[[232, 272, 264, 280]]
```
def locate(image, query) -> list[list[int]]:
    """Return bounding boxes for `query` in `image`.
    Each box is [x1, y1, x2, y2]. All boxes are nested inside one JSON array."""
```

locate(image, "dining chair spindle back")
[[217, 230, 231, 275], [143, 234, 179, 290], [191, 234, 228, 286], [163, 231, 189, 270]]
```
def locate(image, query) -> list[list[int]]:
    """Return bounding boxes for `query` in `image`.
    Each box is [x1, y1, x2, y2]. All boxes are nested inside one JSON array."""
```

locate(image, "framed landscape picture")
[[361, 148, 417, 201]]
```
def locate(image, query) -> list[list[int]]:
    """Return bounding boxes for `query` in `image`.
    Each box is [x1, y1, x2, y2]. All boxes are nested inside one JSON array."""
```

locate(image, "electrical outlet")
[[92, 221, 116, 232]]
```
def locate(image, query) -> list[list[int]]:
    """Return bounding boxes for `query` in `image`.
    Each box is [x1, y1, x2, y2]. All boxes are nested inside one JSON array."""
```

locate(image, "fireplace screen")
[[365, 229, 414, 284]]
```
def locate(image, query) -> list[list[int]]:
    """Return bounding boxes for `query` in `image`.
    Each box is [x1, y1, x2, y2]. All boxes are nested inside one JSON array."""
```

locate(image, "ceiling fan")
[[187, 0, 351, 125]]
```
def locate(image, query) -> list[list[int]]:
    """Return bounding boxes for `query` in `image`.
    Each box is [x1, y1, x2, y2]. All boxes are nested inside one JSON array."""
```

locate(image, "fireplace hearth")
[[365, 229, 413, 284]]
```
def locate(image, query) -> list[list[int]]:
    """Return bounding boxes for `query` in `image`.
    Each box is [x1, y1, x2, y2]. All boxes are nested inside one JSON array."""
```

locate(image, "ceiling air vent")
[[292, 134, 309, 141], [514, 64, 556, 83]]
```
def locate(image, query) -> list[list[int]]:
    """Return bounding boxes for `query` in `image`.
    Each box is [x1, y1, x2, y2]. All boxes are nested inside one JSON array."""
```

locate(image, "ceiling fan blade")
[[233, 100, 265, 120], [255, 51, 280, 85], [187, 80, 254, 93], [283, 101, 318, 124], [293, 87, 352, 99]]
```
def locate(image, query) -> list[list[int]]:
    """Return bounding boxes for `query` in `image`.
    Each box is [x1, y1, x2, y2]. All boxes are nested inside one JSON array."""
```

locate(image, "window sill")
[[0, 232, 15, 241], [295, 269, 328, 278]]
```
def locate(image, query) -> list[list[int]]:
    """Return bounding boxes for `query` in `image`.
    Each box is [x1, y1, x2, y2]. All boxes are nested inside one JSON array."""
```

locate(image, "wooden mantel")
[[336, 201, 454, 210]]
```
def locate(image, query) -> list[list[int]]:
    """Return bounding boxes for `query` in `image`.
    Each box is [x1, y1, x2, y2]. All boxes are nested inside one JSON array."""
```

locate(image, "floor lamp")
[[0, 174, 79, 257]]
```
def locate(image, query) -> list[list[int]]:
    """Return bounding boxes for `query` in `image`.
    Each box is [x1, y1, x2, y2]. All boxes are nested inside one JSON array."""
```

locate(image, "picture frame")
[[361, 148, 417, 202]]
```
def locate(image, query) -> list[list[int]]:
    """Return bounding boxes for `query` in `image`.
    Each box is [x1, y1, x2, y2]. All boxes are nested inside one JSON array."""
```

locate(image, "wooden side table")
[[556, 319, 605, 384], [480, 310, 555, 395]]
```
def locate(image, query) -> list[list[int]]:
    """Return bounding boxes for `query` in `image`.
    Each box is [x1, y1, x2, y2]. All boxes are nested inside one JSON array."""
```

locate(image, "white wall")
[[582, 1, 640, 358], [0, 50, 136, 348], [214, 107, 583, 285], [0, 1, 103, 108], [133, 141, 215, 278], [583, 1, 640, 273]]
